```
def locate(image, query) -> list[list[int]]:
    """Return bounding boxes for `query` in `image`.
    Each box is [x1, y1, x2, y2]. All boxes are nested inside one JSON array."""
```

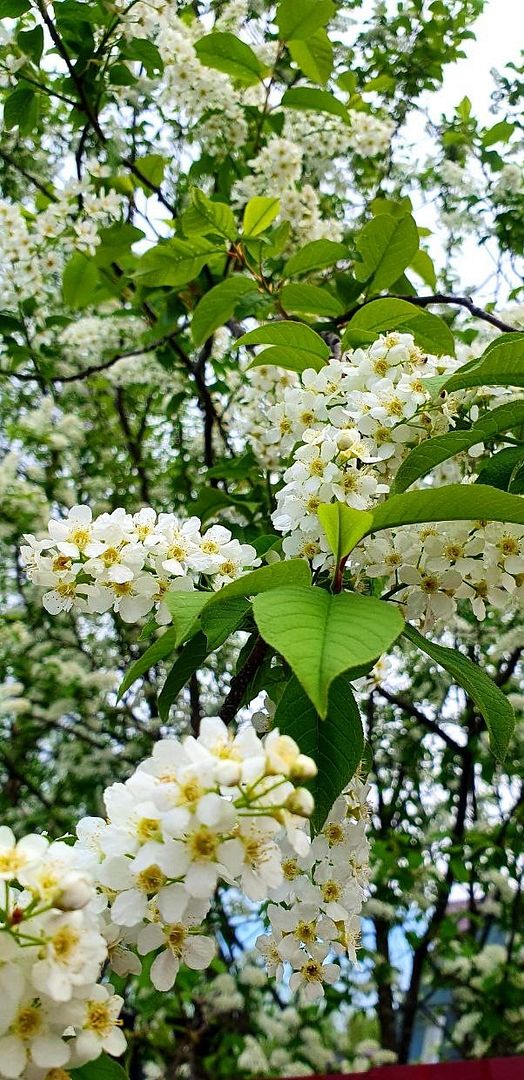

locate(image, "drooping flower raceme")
[[0, 828, 125, 1080], [21, 507, 259, 624], [256, 777, 371, 1002], [237, 331, 524, 630], [74, 719, 319, 994]]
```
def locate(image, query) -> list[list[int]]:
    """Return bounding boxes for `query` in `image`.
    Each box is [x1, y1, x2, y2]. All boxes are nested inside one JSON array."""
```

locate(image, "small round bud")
[[285, 788, 315, 817], [291, 754, 317, 780], [55, 873, 93, 911]]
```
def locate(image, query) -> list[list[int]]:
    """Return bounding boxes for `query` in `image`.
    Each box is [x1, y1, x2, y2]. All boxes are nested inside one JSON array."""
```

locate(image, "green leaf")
[[277, 0, 334, 40], [205, 559, 311, 607], [158, 633, 209, 722], [318, 503, 374, 563], [132, 153, 166, 192], [94, 222, 144, 267], [280, 282, 344, 318], [410, 249, 437, 289], [62, 253, 100, 309], [123, 38, 163, 76], [440, 337, 524, 393], [475, 447, 524, 493], [482, 120, 515, 147], [4, 87, 38, 134], [242, 197, 280, 237], [354, 215, 419, 292], [237, 321, 329, 357], [289, 29, 333, 84], [163, 592, 210, 647], [284, 239, 348, 277], [252, 585, 404, 717], [134, 237, 220, 288], [195, 32, 265, 85], [117, 627, 179, 698], [341, 298, 454, 356], [184, 189, 237, 240], [369, 484, 524, 536], [201, 596, 251, 651], [70, 1053, 128, 1079], [192, 278, 256, 346], [392, 400, 524, 493], [281, 87, 348, 122], [404, 625, 515, 761], [18, 25, 44, 63], [274, 673, 364, 830], [248, 346, 326, 374], [0, 0, 30, 14]]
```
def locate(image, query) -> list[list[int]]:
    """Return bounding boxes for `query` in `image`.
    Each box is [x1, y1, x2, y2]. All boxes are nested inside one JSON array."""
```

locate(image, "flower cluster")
[[256, 777, 370, 1002], [266, 332, 459, 559], [237, 331, 524, 629], [21, 506, 259, 624], [0, 827, 124, 1079], [75, 719, 318, 993]]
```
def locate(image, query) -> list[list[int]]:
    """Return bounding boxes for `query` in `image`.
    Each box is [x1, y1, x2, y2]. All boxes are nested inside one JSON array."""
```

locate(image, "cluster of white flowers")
[[0, 187, 123, 325], [283, 108, 394, 189], [0, 827, 125, 1079], [75, 719, 318, 993], [237, 331, 524, 629], [267, 332, 458, 558], [20, 505, 259, 624], [256, 777, 370, 1002], [231, 137, 343, 243], [56, 314, 174, 388]]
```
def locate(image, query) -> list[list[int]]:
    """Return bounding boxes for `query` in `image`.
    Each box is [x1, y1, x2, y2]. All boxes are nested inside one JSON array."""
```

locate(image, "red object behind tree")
[[291, 1059, 524, 1080]]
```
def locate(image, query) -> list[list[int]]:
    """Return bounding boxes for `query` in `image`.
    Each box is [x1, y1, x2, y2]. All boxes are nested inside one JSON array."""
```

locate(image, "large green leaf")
[[280, 282, 344, 318], [252, 585, 404, 717], [237, 321, 329, 358], [201, 596, 251, 651], [117, 626, 179, 699], [341, 297, 455, 356], [134, 237, 221, 287], [158, 633, 209, 721], [404, 625, 515, 761], [242, 197, 280, 237], [63, 253, 100, 309], [392, 400, 524, 493], [71, 1053, 128, 1079], [192, 278, 256, 345], [277, 0, 334, 40], [281, 87, 348, 121], [289, 30, 333, 84], [318, 503, 373, 562], [205, 559, 311, 606], [441, 337, 524, 393], [284, 239, 347, 277], [354, 215, 419, 292], [369, 484, 524, 535], [247, 345, 327, 374], [195, 32, 265, 85], [476, 447, 524, 492], [239, 321, 329, 373], [183, 189, 236, 240], [164, 592, 210, 647], [274, 673, 364, 831]]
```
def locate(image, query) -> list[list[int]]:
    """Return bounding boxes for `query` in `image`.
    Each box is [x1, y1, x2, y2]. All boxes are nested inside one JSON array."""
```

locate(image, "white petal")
[[150, 949, 179, 992], [0, 1036, 25, 1078], [31, 1035, 70, 1068]]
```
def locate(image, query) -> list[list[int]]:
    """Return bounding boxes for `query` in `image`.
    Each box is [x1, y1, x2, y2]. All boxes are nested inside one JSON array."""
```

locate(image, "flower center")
[[188, 827, 219, 862], [69, 527, 91, 549], [52, 926, 80, 961], [323, 822, 345, 846], [301, 958, 322, 982], [0, 849, 26, 876], [13, 1005, 43, 1039], [294, 919, 317, 945], [136, 865, 167, 893], [136, 817, 162, 843], [166, 923, 188, 956], [86, 1001, 114, 1036], [322, 880, 342, 903], [201, 540, 220, 554]]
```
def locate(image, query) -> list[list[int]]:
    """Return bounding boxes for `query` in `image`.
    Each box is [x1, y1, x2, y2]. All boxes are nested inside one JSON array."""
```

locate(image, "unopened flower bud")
[[55, 873, 93, 910], [285, 787, 315, 817], [291, 754, 317, 780]]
